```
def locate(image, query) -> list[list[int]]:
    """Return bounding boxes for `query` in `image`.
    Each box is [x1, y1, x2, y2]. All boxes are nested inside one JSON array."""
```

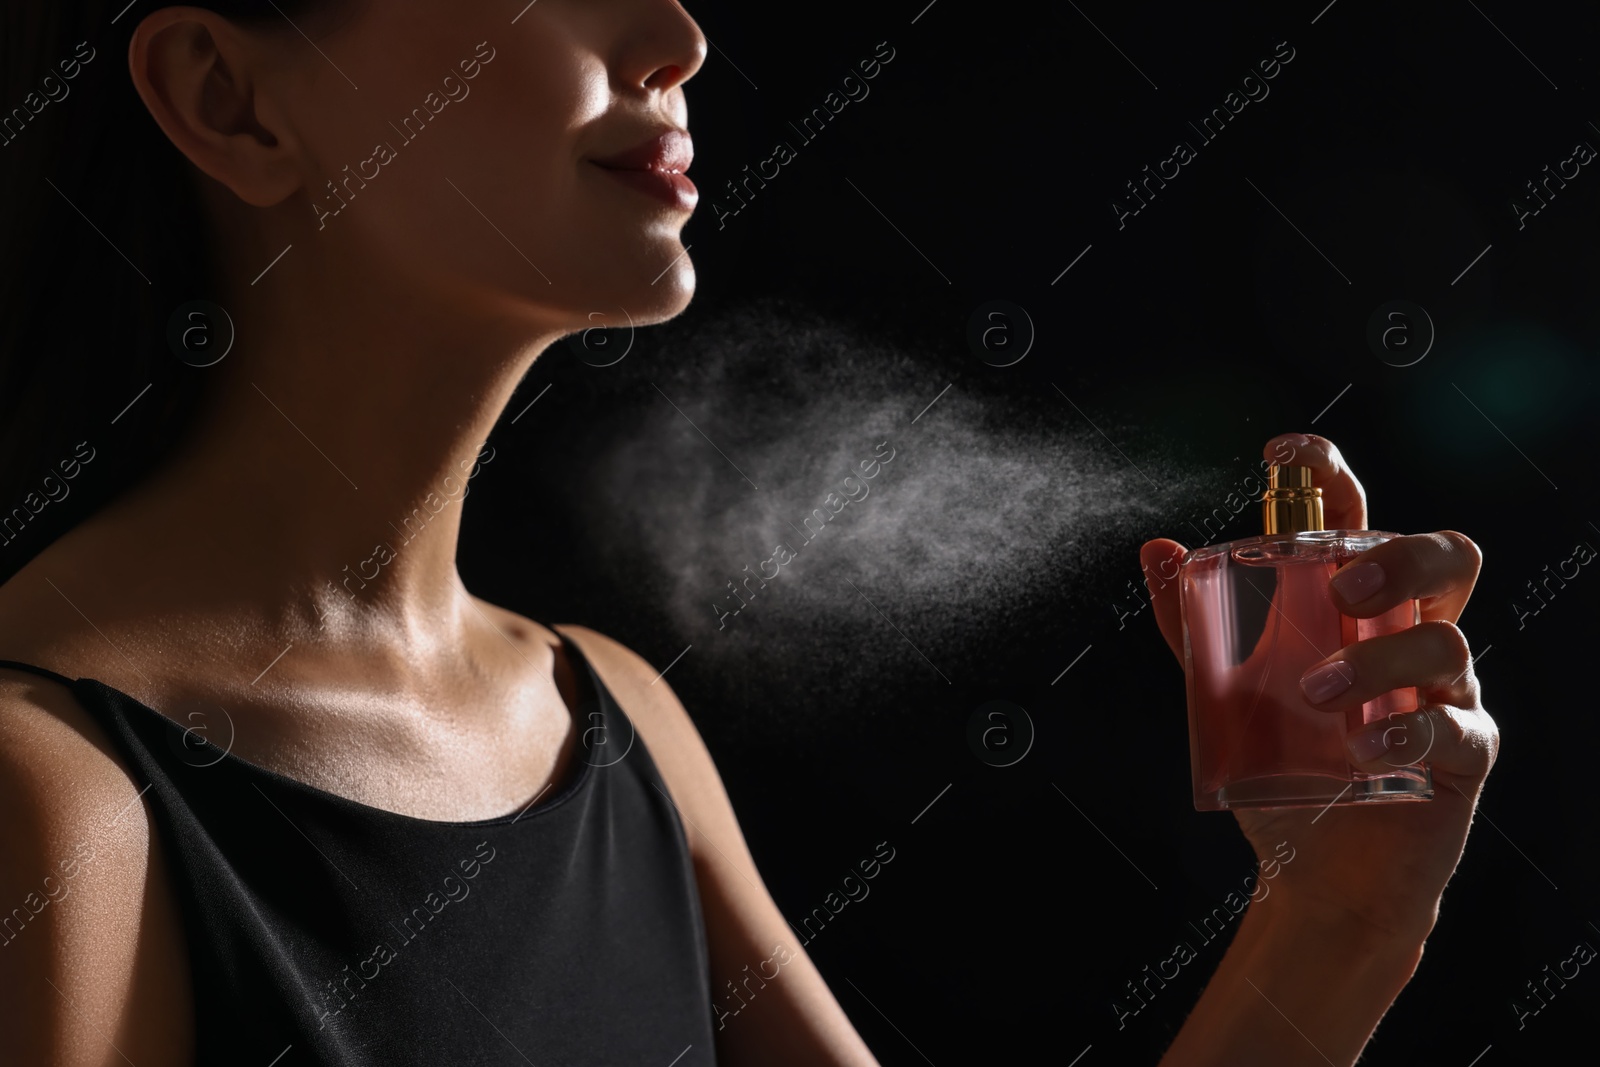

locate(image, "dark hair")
[[0, 1, 342, 582]]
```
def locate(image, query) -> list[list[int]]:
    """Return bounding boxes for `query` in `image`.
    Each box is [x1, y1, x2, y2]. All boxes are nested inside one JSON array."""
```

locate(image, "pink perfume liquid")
[[1179, 530, 1431, 811]]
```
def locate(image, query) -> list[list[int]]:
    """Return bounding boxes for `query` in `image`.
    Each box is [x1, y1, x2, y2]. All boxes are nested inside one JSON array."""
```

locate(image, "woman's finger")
[[1343, 702, 1499, 784], [1328, 530, 1483, 623], [1262, 432, 1367, 531], [1139, 537, 1187, 663], [1297, 620, 1481, 713]]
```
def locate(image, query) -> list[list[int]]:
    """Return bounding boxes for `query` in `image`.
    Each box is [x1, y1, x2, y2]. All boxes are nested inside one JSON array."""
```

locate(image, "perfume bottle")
[[1177, 464, 1431, 811]]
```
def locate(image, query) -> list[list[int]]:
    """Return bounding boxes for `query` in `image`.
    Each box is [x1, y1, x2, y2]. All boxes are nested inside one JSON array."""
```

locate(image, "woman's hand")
[[1140, 432, 1501, 1064], [1139, 431, 1500, 947]]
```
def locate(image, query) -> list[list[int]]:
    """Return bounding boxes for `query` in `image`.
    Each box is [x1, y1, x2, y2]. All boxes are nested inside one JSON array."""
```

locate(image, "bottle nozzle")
[[1263, 464, 1324, 534]]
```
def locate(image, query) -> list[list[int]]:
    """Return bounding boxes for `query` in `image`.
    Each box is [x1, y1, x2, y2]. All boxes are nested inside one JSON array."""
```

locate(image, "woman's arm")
[[1160, 896, 1424, 1064], [555, 626, 880, 1067]]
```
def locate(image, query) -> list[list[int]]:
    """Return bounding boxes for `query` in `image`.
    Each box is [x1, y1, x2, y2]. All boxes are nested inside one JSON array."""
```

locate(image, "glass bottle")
[[1177, 464, 1432, 811]]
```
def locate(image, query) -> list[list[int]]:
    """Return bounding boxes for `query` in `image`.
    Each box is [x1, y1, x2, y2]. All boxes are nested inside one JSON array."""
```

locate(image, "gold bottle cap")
[[1262, 464, 1324, 534]]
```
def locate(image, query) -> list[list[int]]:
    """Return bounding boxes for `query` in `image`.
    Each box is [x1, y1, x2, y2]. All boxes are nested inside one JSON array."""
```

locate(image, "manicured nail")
[[1300, 660, 1355, 704], [1347, 725, 1393, 763], [1330, 561, 1386, 603]]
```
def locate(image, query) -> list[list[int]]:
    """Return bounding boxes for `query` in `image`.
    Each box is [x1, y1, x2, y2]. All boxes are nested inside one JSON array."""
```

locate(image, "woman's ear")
[[126, 8, 305, 208]]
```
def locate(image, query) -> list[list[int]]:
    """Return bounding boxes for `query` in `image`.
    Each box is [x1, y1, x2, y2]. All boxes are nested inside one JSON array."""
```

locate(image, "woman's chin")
[[543, 284, 690, 342], [620, 268, 697, 326], [493, 239, 696, 334]]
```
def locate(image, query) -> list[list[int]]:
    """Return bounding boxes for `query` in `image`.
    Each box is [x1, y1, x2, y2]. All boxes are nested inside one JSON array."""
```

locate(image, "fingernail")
[[1278, 432, 1311, 449], [1330, 561, 1386, 603], [1300, 660, 1355, 704], [1347, 725, 1393, 763]]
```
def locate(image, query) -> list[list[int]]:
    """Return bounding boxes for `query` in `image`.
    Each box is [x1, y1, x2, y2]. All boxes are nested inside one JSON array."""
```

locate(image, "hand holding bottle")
[[1140, 432, 1500, 1064]]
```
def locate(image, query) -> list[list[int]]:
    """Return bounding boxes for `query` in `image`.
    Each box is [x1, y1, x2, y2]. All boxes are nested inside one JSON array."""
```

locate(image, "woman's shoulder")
[[0, 554, 157, 909], [551, 623, 692, 726], [0, 544, 164, 937], [544, 623, 728, 810], [0, 660, 151, 886], [0, 593, 197, 1064], [0, 545, 125, 779]]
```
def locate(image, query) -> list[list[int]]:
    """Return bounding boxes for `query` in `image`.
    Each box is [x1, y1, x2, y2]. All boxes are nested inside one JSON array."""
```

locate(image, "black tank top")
[[0, 637, 718, 1066]]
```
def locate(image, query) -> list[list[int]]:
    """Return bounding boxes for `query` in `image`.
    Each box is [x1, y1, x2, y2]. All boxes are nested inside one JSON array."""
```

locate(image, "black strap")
[[0, 659, 78, 689]]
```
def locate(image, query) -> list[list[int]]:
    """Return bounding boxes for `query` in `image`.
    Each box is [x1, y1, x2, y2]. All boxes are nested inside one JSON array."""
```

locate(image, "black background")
[[462, 1, 1599, 1062]]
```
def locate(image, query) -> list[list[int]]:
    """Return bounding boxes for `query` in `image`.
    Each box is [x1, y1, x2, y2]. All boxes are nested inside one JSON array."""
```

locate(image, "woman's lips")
[[590, 129, 697, 211], [592, 163, 699, 211]]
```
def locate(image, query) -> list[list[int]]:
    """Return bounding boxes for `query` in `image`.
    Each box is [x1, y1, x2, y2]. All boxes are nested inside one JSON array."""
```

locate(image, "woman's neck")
[[71, 285, 561, 659]]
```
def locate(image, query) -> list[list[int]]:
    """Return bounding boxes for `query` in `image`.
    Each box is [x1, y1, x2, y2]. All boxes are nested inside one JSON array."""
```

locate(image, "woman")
[[0, 2, 1497, 1064]]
